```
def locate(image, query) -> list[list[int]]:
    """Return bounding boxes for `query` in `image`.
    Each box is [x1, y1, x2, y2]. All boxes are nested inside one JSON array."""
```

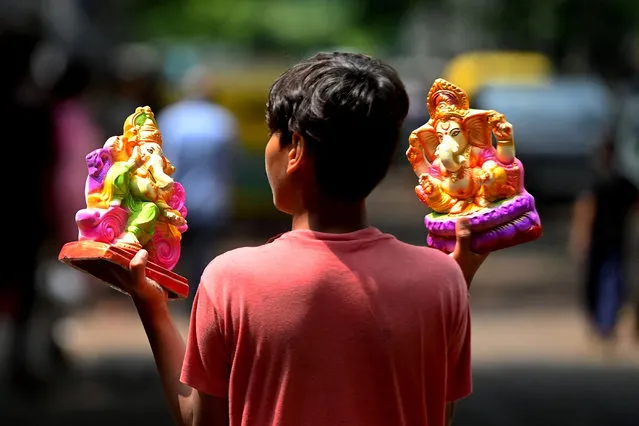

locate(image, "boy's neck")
[[291, 199, 369, 234]]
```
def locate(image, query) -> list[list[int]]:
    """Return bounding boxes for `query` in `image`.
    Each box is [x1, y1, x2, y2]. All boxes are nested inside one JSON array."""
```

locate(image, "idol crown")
[[123, 106, 163, 146], [426, 78, 470, 120]]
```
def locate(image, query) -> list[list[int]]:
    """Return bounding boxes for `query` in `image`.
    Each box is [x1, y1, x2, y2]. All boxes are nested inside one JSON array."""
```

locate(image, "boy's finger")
[[129, 249, 149, 284], [453, 218, 472, 257]]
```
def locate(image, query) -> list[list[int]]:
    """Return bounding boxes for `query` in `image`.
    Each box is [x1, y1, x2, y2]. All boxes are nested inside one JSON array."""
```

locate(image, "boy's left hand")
[[450, 218, 488, 288]]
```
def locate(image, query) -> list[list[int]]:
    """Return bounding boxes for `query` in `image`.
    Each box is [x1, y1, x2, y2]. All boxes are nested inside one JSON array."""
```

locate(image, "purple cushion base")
[[424, 192, 543, 254], [424, 191, 537, 235]]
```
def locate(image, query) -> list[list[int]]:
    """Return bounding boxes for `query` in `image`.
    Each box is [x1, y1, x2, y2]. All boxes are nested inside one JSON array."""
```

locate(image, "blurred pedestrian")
[[569, 136, 638, 347], [50, 56, 104, 246], [156, 65, 239, 307], [43, 55, 105, 373]]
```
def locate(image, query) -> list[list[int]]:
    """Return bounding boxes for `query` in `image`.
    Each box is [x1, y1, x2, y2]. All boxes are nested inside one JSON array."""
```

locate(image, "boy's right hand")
[[111, 249, 169, 307], [450, 218, 488, 288]]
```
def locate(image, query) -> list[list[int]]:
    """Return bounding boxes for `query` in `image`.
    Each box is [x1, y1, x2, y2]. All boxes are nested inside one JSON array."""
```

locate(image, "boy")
[[113, 52, 487, 426]]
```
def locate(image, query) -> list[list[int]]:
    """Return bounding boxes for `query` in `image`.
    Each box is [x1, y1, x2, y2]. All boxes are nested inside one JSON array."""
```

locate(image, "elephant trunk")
[[148, 157, 174, 190], [439, 148, 462, 173]]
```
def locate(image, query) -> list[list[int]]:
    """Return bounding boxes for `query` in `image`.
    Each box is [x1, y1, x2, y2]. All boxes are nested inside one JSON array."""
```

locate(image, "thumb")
[[129, 249, 149, 284], [450, 218, 489, 289], [453, 218, 472, 258]]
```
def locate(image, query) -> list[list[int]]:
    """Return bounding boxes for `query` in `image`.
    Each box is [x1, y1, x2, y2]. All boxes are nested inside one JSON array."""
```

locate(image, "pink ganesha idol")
[[406, 79, 543, 254], [58, 106, 189, 299]]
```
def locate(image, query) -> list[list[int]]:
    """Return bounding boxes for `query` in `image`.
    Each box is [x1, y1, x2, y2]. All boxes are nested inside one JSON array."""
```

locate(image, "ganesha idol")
[[406, 79, 542, 254], [58, 106, 189, 299]]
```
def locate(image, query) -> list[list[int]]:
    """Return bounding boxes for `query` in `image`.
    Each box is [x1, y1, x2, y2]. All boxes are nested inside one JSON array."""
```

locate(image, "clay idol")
[[58, 106, 189, 298], [406, 79, 542, 253]]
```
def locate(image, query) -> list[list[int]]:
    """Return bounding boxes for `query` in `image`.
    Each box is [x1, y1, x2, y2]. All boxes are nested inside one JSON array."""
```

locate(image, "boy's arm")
[[133, 298, 195, 425], [445, 402, 458, 426], [450, 218, 488, 289], [113, 250, 229, 426], [444, 218, 482, 426]]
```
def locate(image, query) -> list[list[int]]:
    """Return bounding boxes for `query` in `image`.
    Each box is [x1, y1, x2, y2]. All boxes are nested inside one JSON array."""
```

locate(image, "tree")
[[471, 0, 639, 79], [125, 0, 417, 55]]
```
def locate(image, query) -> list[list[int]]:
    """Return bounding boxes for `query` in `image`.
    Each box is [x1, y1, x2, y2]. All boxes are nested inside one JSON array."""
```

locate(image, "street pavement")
[[2, 291, 629, 426], [2, 352, 638, 426], [2, 274, 636, 426], [2, 168, 638, 425], [55, 297, 639, 366], [454, 364, 639, 426]]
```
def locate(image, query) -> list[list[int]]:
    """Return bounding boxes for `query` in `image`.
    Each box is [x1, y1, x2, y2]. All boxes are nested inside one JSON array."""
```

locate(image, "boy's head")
[[265, 52, 409, 214]]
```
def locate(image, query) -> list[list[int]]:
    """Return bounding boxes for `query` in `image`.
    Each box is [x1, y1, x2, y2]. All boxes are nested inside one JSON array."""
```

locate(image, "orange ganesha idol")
[[58, 106, 189, 299], [406, 79, 542, 254]]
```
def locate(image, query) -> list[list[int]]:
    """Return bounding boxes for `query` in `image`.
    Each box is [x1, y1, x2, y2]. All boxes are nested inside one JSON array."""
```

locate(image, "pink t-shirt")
[[181, 227, 471, 426]]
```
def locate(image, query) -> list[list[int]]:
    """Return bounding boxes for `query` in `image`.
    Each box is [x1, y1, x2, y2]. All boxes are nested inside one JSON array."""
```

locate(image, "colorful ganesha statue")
[[406, 79, 542, 253], [75, 106, 188, 270]]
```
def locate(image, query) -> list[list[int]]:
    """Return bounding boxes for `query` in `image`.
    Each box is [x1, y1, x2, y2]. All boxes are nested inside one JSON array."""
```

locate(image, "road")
[[2, 168, 638, 425], [2, 359, 638, 426]]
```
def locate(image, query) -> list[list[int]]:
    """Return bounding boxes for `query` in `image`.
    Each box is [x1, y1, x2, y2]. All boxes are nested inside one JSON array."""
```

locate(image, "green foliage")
[[467, 0, 639, 76], [126, 0, 412, 53], [127, 0, 639, 76]]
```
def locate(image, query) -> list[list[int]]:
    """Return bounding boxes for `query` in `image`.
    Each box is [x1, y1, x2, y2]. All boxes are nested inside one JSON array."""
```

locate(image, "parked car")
[[472, 78, 614, 202]]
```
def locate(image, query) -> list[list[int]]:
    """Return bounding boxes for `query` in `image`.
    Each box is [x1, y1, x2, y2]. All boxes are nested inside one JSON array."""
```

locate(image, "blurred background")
[[1, 0, 639, 425]]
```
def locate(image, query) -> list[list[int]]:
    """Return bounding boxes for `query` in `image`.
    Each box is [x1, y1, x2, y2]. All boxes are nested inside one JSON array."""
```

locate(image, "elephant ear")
[[407, 123, 439, 177], [463, 110, 492, 148], [410, 123, 439, 162]]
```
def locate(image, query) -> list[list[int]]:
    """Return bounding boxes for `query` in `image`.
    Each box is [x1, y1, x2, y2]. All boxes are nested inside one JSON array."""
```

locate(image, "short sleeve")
[[180, 283, 231, 397], [446, 276, 472, 402]]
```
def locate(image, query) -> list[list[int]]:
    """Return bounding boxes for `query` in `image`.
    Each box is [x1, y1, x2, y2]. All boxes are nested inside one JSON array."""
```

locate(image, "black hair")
[[266, 52, 409, 202]]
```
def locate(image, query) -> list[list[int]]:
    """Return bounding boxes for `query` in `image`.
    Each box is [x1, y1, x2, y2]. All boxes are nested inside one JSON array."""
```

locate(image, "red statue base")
[[58, 240, 189, 300]]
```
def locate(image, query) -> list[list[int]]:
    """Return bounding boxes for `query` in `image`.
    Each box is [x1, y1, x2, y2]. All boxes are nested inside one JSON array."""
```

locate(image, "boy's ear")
[[286, 132, 307, 174]]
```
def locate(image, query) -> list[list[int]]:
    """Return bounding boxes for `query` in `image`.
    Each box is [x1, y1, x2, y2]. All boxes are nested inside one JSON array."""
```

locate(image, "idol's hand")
[[164, 209, 186, 227], [493, 121, 513, 141], [419, 173, 434, 194], [475, 169, 494, 185]]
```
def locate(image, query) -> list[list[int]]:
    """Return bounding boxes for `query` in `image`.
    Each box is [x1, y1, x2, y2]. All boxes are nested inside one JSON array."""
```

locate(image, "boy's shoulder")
[[199, 236, 293, 284], [199, 230, 462, 285], [203, 243, 275, 274], [204, 231, 458, 269], [389, 237, 460, 267]]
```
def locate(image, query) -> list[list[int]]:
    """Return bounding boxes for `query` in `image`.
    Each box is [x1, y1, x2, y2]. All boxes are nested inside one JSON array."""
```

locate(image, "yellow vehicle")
[[213, 67, 288, 219], [442, 51, 553, 102]]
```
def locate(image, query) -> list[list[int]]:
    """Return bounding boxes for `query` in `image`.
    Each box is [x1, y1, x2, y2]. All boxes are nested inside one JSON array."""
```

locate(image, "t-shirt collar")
[[267, 226, 387, 244]]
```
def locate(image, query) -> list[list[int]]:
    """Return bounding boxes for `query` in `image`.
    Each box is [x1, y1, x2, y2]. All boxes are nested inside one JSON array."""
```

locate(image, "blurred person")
[[110, 52, 487, 426], [44, 56, 105, 372], [50, 57, 104, 247], [156, 66, 238, 306], [569, 136, 639, 348], [0, 25, 56, 393]]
